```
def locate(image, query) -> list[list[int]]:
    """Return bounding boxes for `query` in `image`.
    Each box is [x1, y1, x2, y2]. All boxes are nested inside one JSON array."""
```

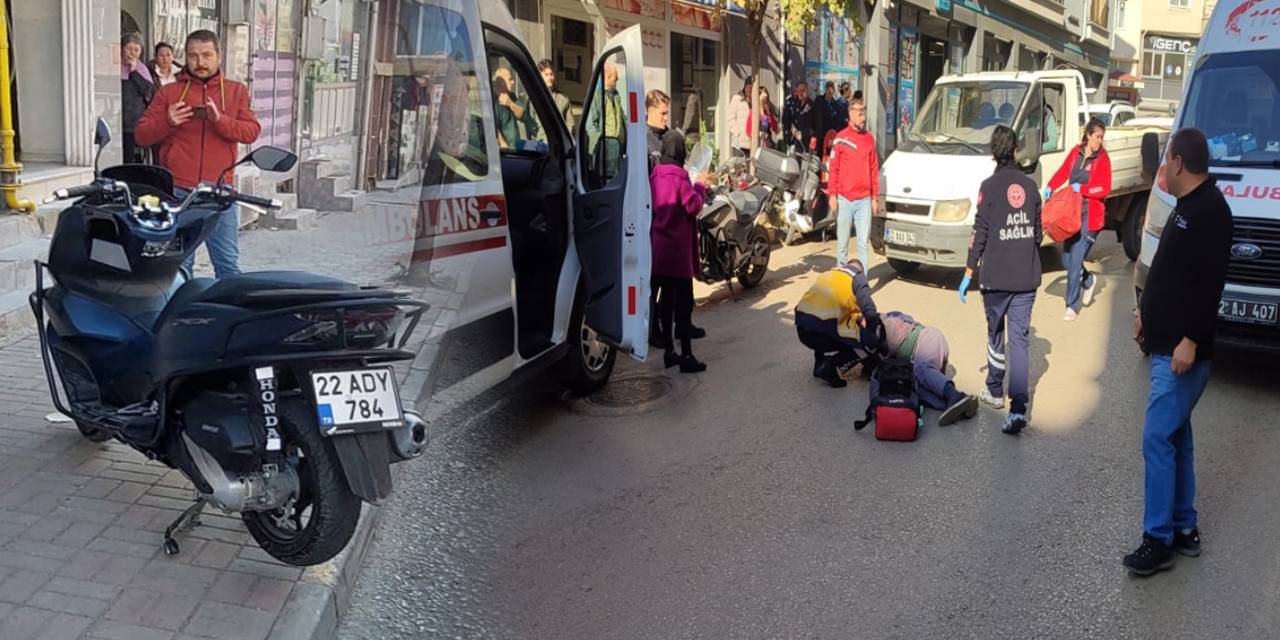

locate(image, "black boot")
[[677, 353, 707, 373], [664, 350, 680, 369], [815, 359, 847, 388], [1123, 535, 1176, 576]]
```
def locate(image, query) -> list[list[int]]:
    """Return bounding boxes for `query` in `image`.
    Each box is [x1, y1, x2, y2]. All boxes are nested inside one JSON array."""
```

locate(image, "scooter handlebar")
[[232, 192, 283, 210], [47, 183, 103, 202]]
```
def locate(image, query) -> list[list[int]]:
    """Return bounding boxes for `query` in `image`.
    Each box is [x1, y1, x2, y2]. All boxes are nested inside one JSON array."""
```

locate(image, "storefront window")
[[669, 32, 719, 143], [153, 0, 220, 51], [302, 0, 365, 145]]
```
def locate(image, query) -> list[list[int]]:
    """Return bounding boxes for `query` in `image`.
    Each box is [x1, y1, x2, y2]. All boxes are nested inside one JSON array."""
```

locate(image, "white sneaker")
[[979, 388, 1004, 410], [1064, 309, 1078, 322], [1082, 280, 1097, 307]]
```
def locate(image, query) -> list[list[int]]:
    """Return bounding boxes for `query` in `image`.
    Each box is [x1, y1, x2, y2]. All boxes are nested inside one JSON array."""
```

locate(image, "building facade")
[[830, 0, 1116, 157]]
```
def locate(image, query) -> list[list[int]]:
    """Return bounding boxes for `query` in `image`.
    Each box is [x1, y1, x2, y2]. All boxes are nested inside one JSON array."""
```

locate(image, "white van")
[[1135, 0, 1280, 350], [417, 0, 651, 410]]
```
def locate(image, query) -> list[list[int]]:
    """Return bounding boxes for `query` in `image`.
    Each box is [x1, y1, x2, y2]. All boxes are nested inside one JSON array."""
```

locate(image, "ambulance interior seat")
[[487, 30, 568, 358]]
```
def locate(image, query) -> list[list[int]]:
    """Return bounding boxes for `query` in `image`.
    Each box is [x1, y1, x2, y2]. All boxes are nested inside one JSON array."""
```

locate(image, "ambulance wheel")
[[738, 228, 771, 289], [560, 296, 616, 397], [887, 258, 920, 275]]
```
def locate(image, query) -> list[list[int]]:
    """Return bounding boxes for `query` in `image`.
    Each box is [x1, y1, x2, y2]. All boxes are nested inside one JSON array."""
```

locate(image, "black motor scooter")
[[29, 119, 430, 566], [697, 157, 773, 294]]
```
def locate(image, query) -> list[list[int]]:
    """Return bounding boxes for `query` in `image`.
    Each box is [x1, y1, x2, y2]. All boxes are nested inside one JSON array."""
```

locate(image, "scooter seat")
[[727, 186, 771, 218], [155, 271, 357, 330]]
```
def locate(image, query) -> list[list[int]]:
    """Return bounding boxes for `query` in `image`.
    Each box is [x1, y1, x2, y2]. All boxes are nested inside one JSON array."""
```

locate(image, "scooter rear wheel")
[[242, 400, 361, 567]]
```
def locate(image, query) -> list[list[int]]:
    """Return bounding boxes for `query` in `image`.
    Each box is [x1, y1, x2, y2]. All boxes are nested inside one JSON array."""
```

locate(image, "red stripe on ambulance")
[[629, 92, 638, 124]]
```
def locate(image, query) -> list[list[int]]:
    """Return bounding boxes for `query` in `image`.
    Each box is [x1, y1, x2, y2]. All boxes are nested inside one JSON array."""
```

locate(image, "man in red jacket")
[[826, 98, 879, 268], [135, 29, 262, 278]]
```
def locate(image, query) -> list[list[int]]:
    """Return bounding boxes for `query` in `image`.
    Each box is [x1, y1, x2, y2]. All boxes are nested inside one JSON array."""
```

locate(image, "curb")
[[271, 502, 383, 640]]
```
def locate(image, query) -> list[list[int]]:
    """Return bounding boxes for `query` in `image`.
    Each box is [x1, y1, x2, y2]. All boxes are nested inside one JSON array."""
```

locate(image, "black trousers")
[[654, 275, 694, 355], [796, 325, 862, 371]]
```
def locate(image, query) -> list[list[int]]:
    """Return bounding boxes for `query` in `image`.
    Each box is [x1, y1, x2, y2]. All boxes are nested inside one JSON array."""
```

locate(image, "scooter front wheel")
[[737, 227, 772, 289], [242, 399, 361, 567]]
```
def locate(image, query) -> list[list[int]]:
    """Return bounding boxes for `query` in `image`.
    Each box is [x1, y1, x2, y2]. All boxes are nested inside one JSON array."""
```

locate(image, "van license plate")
[[1218, 298, 1278, 326], [311, 367, 404, 435], [885, 228, 917, 247]]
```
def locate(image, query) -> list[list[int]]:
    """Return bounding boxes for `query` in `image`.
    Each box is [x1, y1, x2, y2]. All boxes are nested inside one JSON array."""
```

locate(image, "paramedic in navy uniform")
[[959, 125, 1042, 435]]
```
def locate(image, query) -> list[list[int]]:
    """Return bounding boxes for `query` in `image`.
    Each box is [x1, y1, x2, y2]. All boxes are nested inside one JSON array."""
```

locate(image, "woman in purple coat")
[[651, 129, 710, 373]]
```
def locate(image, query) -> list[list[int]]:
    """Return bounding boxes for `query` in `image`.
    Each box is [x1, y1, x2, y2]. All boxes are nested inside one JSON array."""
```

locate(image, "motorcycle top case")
[[754, 147, 800, 189]]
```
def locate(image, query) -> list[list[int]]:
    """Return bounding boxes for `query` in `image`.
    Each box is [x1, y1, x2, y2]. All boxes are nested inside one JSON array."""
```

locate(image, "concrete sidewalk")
[[0, 203, 459, 639]]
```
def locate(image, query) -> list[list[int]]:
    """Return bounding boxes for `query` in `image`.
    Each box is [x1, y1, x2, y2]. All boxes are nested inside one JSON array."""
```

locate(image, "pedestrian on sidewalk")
[[120, 33, 155, 165], [795, 260, 879, 388], [783, 80, 817, 153], [1045, 117, 1111, 321], [727, 76, 754, 158], [150, 42, 180, 86], [650, 129, 711, 373], [960, 125, 1042, 435], [827, 98, 880, 268], [748, 86, 780, 151], [1124, 128, 1232, 577], [135, 29, 261, 279], [538, 59, 575, 132], [646, 89, 670, 349]]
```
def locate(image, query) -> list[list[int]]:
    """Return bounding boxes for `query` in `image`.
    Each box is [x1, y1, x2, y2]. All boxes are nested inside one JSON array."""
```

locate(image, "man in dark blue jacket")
[[1123, 128, 1232, 577], [959, 125, 1042, 435]]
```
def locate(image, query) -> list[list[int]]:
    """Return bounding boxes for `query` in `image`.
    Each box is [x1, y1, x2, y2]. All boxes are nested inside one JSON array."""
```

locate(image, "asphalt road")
[[339, 235, 1280, 640]]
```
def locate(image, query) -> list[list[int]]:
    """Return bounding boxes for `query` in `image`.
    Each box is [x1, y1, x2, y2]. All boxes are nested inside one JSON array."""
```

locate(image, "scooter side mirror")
[[242, 146, 299, 173], [94, 118, 111, 147]]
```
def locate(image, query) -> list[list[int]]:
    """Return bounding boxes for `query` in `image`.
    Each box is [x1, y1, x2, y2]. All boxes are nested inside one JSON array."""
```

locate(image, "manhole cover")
[[586, 375, 671, 408]]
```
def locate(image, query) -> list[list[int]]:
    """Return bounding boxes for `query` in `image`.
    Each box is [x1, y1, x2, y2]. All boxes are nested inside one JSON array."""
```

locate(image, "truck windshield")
[[1181, 49, 1280, 168], [906, 81, 1029, 155]]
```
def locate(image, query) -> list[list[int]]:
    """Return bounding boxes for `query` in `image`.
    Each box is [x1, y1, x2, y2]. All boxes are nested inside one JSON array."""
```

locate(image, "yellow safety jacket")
[[796, 266, 865, 340]]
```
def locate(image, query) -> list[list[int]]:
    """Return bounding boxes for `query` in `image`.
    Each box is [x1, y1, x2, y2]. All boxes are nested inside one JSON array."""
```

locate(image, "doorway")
[[550, 15, 594, 110], [919, 35, 948, 109]]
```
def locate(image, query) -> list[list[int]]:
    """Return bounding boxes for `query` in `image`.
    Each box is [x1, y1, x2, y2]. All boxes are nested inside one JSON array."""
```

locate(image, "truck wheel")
[[1121, 199, 1146, 262], [242, 400, 361, 567], [887, 258, 920, 275], [560, 294, 616, 397], [738, 227, 771, 289]]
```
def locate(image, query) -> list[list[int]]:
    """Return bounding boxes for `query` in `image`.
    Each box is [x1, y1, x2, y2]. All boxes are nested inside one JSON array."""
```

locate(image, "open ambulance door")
[[571, 26, 651, 361]]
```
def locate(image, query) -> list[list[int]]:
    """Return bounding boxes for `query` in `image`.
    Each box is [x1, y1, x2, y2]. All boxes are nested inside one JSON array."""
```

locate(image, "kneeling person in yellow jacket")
[[794, 260, 880, 388]]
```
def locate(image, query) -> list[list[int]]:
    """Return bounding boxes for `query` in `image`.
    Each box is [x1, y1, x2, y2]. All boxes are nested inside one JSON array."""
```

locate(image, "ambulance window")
[[580, 49, 629, 190], [487, 54, 547, 154], [1182, 50, 1279, 165], [412, 2, 489, 186]]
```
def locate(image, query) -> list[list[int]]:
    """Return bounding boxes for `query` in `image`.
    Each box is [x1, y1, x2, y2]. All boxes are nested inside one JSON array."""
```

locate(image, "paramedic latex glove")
[[958, 274, 971, 304], [1071, 183, 1081, 193], [1041, 187, 1052, 201]]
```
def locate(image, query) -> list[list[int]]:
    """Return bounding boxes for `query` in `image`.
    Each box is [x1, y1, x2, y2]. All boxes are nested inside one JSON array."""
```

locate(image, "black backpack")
[[854, 357, 922, 441]]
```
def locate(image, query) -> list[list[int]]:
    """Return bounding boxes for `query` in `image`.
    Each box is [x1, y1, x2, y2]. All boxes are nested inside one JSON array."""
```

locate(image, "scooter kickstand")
[[162, 497, 206, 557]]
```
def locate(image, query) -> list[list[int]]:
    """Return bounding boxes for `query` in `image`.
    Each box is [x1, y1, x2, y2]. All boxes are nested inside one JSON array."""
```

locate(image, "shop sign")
[[936, 0, 953, 19], [676, 0, 747, 16], [1146, 35, 1197, 54]]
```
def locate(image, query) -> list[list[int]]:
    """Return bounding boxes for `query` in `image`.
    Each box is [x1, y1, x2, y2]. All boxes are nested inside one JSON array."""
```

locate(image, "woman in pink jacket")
[[650, 129, 711, 373]]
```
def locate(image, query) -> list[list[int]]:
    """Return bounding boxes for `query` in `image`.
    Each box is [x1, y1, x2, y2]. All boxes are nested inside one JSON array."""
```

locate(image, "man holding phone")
[[135, 29, 262, 279]]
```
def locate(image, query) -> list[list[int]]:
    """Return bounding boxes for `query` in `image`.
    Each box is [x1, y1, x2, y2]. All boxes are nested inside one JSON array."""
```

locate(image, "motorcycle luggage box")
[[754, 148, 800, 189]]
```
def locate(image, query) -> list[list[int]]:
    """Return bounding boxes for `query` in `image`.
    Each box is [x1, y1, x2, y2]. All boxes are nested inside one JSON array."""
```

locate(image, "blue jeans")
[[177, 188, 241, 279], [836, 196, 871, 268], [982, 290, 1036, 415], [1063, 229, 1096, 312], [1142, 355, 1212, 544]]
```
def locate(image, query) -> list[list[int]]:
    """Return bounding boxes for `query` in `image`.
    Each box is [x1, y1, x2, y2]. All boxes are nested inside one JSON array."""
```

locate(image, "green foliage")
[[780, 0, 863, 40]]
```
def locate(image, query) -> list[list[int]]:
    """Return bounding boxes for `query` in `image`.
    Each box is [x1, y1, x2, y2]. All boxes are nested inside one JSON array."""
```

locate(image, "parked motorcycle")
[[29, 119, 430, 566], [763, 142, 835, 245], [696, 157, 773, 293]]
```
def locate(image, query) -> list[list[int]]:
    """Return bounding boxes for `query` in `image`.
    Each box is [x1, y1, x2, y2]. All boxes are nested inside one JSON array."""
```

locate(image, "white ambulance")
[[1136, 0, 1280, 350], [416, 0, 651, 407]]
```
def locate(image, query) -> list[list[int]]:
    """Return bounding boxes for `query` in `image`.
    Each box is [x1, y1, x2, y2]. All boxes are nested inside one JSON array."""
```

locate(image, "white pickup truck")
[[874, 70, 1169, 273]]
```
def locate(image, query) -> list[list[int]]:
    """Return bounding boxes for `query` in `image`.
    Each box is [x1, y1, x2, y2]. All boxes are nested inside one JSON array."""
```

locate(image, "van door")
[[572, 26, 651, 361], [410, 0, 516, 408]]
